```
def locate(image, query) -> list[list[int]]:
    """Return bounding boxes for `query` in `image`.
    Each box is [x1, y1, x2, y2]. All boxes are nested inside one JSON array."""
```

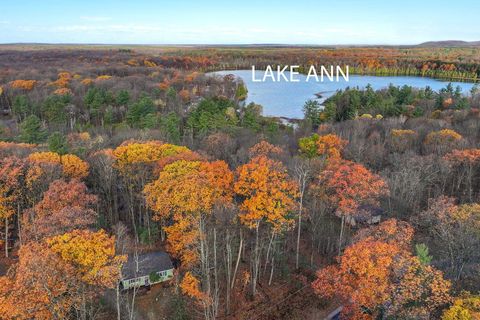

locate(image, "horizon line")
[[1, 40, 479, 47]]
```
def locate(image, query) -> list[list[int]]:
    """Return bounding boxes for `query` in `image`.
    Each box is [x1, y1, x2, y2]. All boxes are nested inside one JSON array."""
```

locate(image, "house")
[[345, 204, 384, 227], [120, 251, 174, 290], [325, 306, 342, 320]]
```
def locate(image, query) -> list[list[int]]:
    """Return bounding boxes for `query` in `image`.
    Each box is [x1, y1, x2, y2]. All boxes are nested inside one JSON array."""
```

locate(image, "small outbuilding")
[[120, 251, 174, 290]]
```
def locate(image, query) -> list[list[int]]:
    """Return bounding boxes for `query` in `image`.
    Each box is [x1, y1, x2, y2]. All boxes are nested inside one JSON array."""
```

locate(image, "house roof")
[[357, 204, 385, 216], [122, 251, 174, 279]]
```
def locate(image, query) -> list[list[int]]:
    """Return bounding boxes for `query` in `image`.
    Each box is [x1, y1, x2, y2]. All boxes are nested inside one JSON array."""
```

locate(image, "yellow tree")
[[298, 133, 347, 159], [442, 293, 480, 320], [0, 230, 125, 320], [29, 151, 89, 179], [424, 129, 463, 155], [389, 256, 451, 318], [47, 229, 125, 288], [390, 129, 417, 153], [113, 140, 193, 240], [144, 159, 233, 319], [60, 154, 89, 179], [234, 154, 298, 295]]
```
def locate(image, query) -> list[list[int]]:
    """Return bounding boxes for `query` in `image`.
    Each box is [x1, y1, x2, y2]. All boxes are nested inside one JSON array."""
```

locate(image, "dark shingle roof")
[[122, 251, 174, 279]]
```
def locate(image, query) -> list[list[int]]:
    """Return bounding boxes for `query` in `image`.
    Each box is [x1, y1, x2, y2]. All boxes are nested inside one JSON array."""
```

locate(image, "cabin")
[[120, 251, 174, 290], [345, 204, 384, 227], [325, 306, 342, 320]]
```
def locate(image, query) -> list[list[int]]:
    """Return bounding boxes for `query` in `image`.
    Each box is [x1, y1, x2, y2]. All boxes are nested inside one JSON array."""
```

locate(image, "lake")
[[211, 70, 478, 119]]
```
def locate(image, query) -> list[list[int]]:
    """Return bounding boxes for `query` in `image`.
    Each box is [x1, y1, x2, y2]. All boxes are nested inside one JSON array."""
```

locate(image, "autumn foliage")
[[234, 155, 298, 231], [444, 148, 480, 164], [318, 159, 389, 215], [390, 129, 417, 152], [424, 129, 463, 154], [9, 79, 37, 91], [0, 242, 80, 320], [313, 238, 403, 317], [1, 46, 479, 319], [22, 179, 97, 240], [298, 133, 347, 159], [248, 140, 283, 158], [47, 229, 125, 287], [145, 159, 233, 265], [442, 294, 480, 320], [180, 271, 205, 300], [313, 219, 451, 319], [316, 134, 348, 159], [28, 151, 89, 179], [0, 228, 124, 319]]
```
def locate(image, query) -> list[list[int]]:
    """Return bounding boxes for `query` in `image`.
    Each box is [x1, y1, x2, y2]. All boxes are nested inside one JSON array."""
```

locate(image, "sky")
[[1, 0, 479, 45]]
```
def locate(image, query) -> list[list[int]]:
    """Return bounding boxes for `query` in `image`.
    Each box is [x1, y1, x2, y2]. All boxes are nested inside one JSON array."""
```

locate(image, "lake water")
[[211, 70, 477, 119]]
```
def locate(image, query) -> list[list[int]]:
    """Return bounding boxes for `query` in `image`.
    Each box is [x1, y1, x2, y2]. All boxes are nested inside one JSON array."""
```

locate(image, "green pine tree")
[[48, 131, 69, 155], [415, 243, 433, 265], [19, 115, 47, 143]]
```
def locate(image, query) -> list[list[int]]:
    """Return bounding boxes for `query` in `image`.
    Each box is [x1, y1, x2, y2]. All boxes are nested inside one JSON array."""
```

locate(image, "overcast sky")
[[1, 0, 479, 45]]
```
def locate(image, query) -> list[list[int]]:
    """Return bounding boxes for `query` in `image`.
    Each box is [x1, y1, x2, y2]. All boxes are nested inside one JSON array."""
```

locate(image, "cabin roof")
[[122, 251, 174, 279], [357, 204, 385, 216]]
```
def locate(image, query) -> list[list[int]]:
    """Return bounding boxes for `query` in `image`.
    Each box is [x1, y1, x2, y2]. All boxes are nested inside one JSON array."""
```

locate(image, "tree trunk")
[[268, 254, 275, 286], [338, 215, 345, 256], [225, 229, 232, 314], [264, 231, 275, 275], [294, 162, 309, 270], [296, 196, 303, 270], [129, 286, 137, 320], [116, 283, 121, 320], [252, 222, 260, 296], [199, 216, 212, 320], [231, 230, 243, 290], [17, 202, 22, 245], [213, 227, 219, 319], [129, 187, 138, 243], [4, 218, 8, 258]]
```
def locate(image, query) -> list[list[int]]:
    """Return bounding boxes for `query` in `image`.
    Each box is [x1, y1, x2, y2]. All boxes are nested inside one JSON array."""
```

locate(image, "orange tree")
[[0, 229, 125, 320], [22, 179, 97, 241], [0, 242, 80, 320], [234, 152, 298, 295], [144, 159, 233, 319], [317, 158, 389, 253], [313, 238, 403, 319], [313, 219, 451, 319], [388, 256, 451, 318], [248, 140, 283, 158]]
